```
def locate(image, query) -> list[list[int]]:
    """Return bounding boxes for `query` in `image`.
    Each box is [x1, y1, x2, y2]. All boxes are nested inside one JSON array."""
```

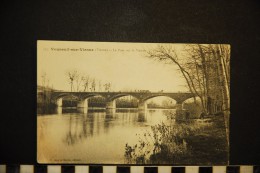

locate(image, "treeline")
[[147, 102, 175, 109], [37, 86, 56, 114], [62, 97, 138, 108], [116, 99, 138, 108], [37, 73, 57, 114], [62, 97, 176, 109]]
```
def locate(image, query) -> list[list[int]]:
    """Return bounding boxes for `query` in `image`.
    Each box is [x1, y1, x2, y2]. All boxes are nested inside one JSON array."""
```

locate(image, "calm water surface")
[[37, 108, 175, 163]]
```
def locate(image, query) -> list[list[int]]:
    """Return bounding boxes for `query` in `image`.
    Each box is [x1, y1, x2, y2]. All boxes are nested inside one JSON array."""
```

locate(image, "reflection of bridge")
[[51, 91, 194, 111]]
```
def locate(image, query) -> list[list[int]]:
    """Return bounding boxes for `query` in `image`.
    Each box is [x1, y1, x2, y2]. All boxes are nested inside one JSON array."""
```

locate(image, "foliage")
[[37, 102, 56, 114], [183, 101, 202, 118]]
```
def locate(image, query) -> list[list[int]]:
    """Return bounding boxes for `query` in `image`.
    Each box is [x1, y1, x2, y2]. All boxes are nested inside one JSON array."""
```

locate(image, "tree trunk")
[[215, 44, 230, 146], [198, 44, 210, 114]]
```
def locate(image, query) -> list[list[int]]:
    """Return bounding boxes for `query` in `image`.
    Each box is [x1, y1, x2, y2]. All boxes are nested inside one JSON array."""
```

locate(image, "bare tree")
[[150, 44, 229, 113], [82, 75, 90, 92], [98, 80, 102, 92], [109, 82, 113, 91], [66, 70, 78, 92], [40, 72, 47, 105], [91, 78, 96, 92], [147, 45, 205, 111], [41, 72, 47, 88], [104, 83, 111, 92], [147, 44, 230, 141], [74, 72, 83, 92], [209, 44, 230, 140], [39, 72, 52, 108]]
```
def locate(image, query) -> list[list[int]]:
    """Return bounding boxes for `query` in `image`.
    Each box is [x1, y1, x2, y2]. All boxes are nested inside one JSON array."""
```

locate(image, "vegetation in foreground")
[[124, 115, 228, 165]]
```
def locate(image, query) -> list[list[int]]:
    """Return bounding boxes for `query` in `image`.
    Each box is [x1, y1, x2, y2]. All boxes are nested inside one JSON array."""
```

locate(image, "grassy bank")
[[124, 115, 228, 165], [177, 116, 228, 165]]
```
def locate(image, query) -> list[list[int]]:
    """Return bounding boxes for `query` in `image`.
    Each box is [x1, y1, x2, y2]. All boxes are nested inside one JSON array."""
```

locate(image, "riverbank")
[[125, 115, 228, 164], [176, 115, 229, 165]]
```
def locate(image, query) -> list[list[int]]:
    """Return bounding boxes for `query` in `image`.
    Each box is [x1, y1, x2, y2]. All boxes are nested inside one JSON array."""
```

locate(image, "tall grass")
[[124, 114, 228, 164], [124, 120, 208, 164]]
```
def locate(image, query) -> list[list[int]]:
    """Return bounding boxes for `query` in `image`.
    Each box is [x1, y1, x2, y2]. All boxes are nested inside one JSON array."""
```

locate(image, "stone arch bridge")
[[50, 91, 195, 111]]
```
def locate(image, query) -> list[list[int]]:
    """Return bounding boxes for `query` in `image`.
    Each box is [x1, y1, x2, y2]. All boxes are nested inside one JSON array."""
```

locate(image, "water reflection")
[[137, 111, 146, 122], [64, 115, 78, 145], [106, 109, 116, 118], [37, 108, 175, 163]]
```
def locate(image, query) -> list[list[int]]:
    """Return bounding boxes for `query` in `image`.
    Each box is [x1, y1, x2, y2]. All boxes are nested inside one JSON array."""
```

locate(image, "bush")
[[183, 102, 202, 118]]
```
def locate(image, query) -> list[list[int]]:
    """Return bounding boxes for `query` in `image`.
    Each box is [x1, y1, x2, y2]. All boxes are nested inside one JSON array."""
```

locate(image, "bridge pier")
[[56, 98, 63, 107], [175, 103, 185, 121], [138, 101, 147, 110], [106, 100, 116, 109], [77, 99, 88, 108], [78, 107, 88, 114], [56, 107, 62, 114]]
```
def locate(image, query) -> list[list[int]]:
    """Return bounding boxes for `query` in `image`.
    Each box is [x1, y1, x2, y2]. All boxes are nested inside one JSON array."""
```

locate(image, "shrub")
[[183, 102, 202, 118]]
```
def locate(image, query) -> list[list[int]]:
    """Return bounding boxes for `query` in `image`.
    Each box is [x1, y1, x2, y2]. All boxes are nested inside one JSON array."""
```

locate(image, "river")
[[37, 108, 175, 164]]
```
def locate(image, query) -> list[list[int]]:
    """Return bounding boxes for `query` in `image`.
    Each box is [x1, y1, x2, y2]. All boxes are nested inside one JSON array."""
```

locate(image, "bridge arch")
[[53, 93, 80, 107], [106, 94, 139, 109], [77, 94, 107, 108], [143, 93, 194, 104], [80, 93, 107, 100], [54, 93, 80, 100], [54, 93, 108, 108], [142, 95, 177, 102], [138, 95, 177, 110]]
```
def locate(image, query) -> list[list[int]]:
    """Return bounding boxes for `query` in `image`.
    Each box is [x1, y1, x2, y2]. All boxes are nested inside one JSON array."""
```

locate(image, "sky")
[[37, 41, 188, 92]]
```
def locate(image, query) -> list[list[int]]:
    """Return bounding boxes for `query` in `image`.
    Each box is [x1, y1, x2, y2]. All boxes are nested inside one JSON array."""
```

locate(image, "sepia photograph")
[[37, 40, 230, 165]]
